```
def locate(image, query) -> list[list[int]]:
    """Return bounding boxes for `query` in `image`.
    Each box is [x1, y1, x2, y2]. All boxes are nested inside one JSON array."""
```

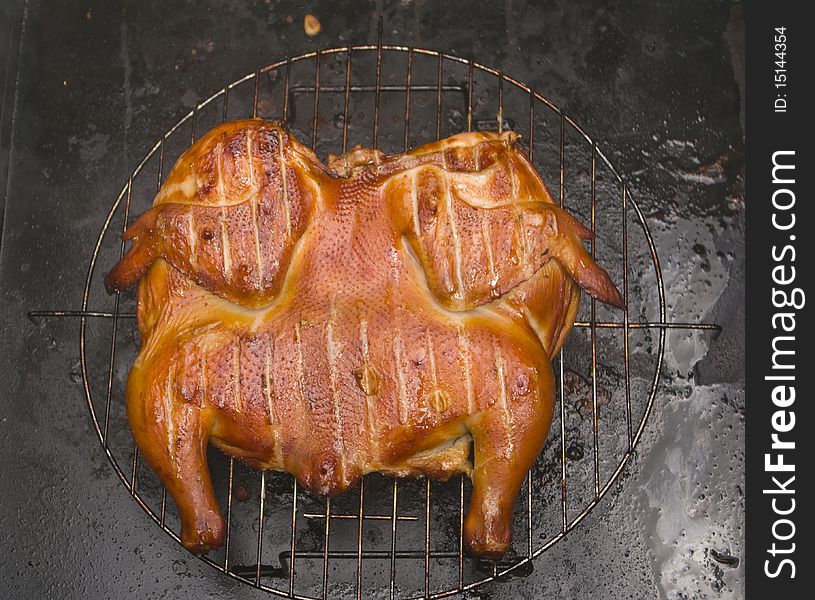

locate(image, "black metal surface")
[[0, 1, 744, 598]]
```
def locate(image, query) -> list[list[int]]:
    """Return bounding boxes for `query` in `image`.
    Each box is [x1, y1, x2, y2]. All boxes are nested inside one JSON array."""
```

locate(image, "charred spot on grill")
[[566, 443, 584, 461], [234, 484, 249, 502], [564, 369, 612, 415]]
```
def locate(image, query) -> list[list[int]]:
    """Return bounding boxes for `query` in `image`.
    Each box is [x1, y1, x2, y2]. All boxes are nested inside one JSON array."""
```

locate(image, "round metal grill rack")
[[31, 20, 721, 600]]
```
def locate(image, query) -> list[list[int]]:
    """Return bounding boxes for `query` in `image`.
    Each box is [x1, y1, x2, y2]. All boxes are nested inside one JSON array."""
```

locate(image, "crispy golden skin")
[[106, 119, 622, 558]]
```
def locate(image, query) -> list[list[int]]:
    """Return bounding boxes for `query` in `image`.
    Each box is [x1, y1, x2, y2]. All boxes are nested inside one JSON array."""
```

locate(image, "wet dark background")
[[0, 1, 744, 598]]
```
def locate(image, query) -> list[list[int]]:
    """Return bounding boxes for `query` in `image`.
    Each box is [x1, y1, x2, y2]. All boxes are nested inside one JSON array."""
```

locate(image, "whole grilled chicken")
[[105, 119, 623, 558]]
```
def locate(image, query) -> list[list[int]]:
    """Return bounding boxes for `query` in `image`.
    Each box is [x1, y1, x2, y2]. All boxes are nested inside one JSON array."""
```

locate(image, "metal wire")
[[38, 21, 719, 600], [557, 112, 568, 534], [590, 143, 600, 499]]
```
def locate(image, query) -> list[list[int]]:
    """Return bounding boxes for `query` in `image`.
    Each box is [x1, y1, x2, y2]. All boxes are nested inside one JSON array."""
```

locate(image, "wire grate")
[[30, 18, 721, 600]]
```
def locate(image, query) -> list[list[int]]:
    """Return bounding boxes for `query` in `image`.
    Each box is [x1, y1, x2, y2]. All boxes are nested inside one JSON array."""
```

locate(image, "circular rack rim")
[[58, 40, 725, 599], [81, 44, 665, 598]]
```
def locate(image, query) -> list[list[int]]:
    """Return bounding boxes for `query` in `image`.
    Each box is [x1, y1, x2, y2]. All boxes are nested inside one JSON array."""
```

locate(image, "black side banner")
[[745, 3, 812, 596]]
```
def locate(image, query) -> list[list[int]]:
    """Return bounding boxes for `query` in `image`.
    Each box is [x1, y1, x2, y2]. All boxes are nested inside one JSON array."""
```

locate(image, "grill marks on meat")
[[107, 119, 623, 558], [104, 124, 322, 309], [395, 136, 621, 311]]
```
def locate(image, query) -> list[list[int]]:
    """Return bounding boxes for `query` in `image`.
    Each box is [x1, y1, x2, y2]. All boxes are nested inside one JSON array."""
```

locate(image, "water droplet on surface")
[[172, 559, 189, 575], [566, 443, 584, 461]]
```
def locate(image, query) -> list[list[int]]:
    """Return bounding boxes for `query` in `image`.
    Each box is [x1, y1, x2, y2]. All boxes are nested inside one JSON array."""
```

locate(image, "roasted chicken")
[[105, 119, 623, 558]]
